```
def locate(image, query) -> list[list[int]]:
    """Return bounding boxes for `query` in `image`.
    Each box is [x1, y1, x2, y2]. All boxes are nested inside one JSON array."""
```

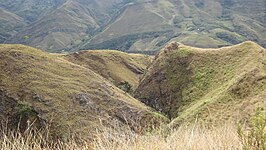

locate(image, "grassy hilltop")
[[64, 50, 152, 89], [135, 41, 266, 125], [0, 44, 167, 139], [0, 42, 266, 149]]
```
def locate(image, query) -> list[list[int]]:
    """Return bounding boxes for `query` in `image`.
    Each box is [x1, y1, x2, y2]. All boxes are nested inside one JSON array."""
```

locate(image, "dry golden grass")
[[0, 44, 165, 137], [93, 124, 242, 150], [136, 41, 266, 125], [1, 124, 242, 150], [63, 50, 152, 89]]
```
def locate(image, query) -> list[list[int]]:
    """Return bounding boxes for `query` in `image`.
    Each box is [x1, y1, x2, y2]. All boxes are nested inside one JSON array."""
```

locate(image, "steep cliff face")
[[135, 41, 266, 124]]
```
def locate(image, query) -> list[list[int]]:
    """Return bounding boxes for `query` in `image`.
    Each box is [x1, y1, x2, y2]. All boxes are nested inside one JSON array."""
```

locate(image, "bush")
[[14, 102, 40, 132], [238, 107, 266, 150], [118, 81, 132, 93], [23, 35, 29, 39]]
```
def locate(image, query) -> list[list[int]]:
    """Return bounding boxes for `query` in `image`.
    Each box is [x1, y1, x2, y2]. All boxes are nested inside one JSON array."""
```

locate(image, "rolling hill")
[[0, 44, 167, 139], [135, 41, 266, 125], [1, 0, 265, 52], [83, 0, 266, 52], [0, 9, 25, 43], [64, 50, 152, 89], [1, 0, 132, 52], [0, 41, 266, 143]]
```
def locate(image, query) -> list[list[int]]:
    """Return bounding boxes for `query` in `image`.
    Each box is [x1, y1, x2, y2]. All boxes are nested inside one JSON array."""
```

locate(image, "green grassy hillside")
[[81, 0, 266, 52], [0, 44, 167, 139], [0, 0, 65, 22], [64, 50, 152, 89], [135, 41, 266, 125], [0, 9, 25, 43], [3, 0, 132, 52], [1, 0, 265, 52], [1, 42, 266, 149]]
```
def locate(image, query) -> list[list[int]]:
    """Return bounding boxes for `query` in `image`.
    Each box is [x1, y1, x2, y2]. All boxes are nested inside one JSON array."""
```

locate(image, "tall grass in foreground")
[[93, 124, 241, 150], [238, 108, 266, 150], [1, 124, 242, 150], [0, 128, 89, 150]]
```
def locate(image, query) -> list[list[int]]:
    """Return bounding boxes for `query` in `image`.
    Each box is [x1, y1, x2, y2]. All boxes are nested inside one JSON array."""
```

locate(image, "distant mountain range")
[[1, 0, 265, 52]]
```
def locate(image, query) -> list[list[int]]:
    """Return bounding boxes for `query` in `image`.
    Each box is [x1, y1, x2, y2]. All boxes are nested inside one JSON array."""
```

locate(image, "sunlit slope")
[[135, 41, 266, 125], [0, 44, 167, 138], [2, 0, 265, 52], [64, 50, 152, 89], [81, 0, 266, 51]]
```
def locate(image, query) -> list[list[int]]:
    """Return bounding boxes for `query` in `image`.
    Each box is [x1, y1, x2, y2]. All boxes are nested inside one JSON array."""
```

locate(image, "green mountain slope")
[[1, 0, 265, 52], [7, 0, 100, 51], [64, 50, 152, 89], [3, 0, 132, 52], [79, 0, 266, 52], [0, 0, 65, 22], [135, 41, 266, 125], [0, 9, 25, 43], [0, 44, 167, 138]]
